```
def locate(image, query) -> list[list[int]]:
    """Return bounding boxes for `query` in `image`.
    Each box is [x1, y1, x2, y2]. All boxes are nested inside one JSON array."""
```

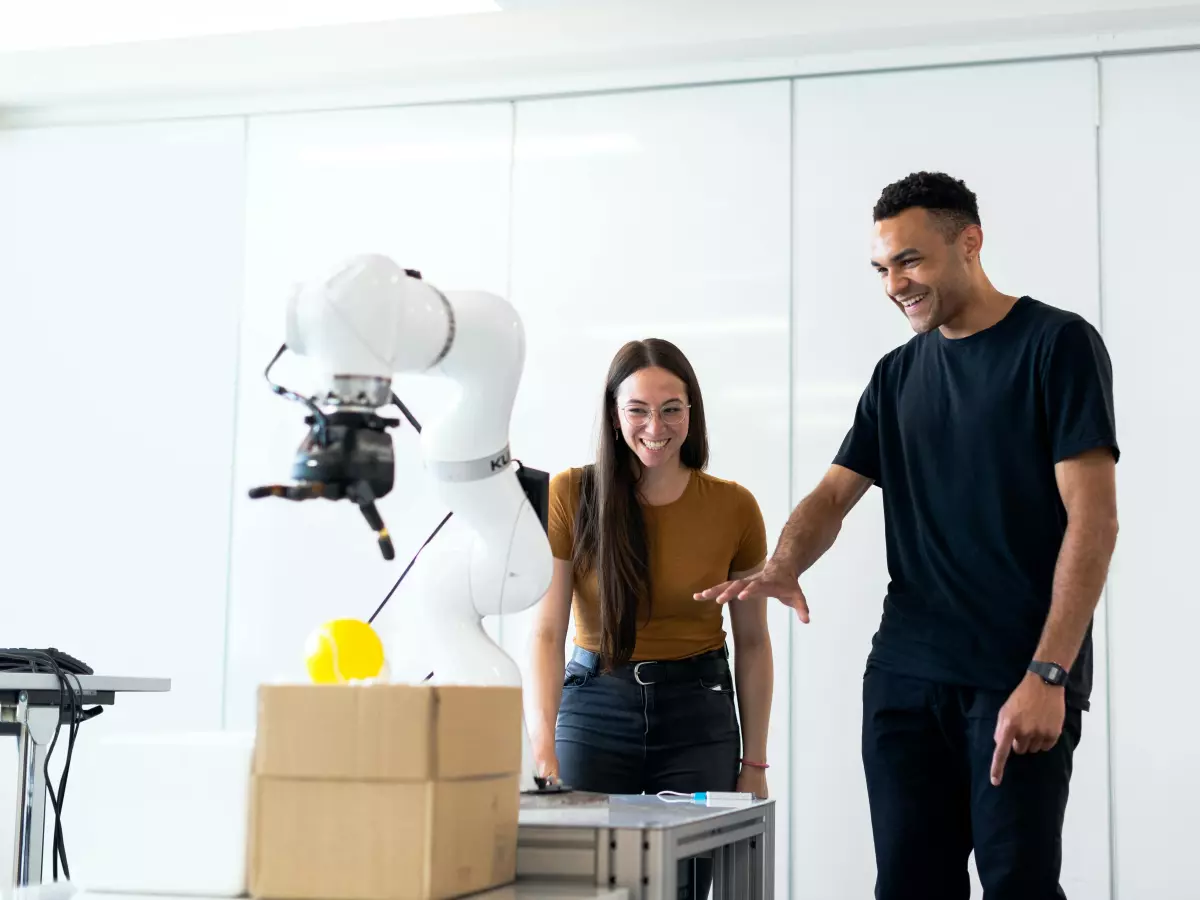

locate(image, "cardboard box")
[[248, 684, 523, 900]]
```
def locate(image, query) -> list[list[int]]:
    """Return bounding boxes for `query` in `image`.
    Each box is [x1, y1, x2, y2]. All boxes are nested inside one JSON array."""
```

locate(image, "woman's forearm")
[[733, 639, 774, 762], [527, 631, 567, 762]]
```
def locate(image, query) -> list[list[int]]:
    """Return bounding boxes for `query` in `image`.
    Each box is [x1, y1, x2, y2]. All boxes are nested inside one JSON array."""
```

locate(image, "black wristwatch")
[[1028, 660, 1068, 686]]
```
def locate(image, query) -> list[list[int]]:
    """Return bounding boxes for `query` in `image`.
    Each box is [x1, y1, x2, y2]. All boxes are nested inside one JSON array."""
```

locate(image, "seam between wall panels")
[[496, 98, 518, 653], [219, 113, 251, 730], [786, 75, 797, 900], [1093, 53, 1118, 900]]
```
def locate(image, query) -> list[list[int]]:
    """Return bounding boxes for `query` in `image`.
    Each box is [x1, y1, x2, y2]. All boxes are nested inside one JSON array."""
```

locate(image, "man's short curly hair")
[[873, 172, 980, 242]]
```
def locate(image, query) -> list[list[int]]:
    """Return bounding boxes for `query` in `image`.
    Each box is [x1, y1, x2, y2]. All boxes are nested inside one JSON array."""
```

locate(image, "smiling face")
[[613, 366, 690, 471], [870, 207, 979, 335]]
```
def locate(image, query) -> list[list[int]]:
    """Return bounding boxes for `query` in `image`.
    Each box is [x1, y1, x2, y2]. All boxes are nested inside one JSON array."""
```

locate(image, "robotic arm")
[[249, 253, 553, 619]]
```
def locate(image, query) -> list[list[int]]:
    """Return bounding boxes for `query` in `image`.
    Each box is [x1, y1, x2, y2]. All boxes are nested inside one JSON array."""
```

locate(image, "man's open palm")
[[693, 563, 812, 623]]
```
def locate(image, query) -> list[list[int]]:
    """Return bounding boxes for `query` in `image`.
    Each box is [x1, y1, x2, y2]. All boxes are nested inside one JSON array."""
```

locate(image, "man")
[[697, 172, 1119, 899]]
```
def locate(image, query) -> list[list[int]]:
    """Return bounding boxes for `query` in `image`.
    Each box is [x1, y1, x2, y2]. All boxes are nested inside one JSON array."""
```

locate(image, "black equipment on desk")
[[0, 647, 93, 675], [1, 647, 102, 881]]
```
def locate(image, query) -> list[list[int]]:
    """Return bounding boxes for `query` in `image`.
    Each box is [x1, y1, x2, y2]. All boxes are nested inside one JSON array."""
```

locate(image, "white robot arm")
[[250, 254, 553, 620], [251, 253, 556, 791]]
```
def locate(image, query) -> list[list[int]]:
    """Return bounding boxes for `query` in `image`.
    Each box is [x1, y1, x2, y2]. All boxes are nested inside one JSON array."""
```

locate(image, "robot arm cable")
[[391, 391, 422, 434], [366, 509, 454, 626], [261, 342, 331, 447]]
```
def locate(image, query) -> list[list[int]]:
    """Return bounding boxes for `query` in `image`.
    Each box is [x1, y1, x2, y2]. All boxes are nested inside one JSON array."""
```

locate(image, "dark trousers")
[[556, 645, 741, 900], [862, 667, 1082, 900]]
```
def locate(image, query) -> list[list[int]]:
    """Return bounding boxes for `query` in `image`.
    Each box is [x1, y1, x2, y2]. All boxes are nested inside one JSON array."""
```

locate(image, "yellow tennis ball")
[[304, 618, 385, 684]]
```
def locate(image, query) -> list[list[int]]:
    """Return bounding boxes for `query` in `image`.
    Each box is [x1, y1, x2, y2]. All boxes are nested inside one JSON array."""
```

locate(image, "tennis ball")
[[304, 618, 386, 684]]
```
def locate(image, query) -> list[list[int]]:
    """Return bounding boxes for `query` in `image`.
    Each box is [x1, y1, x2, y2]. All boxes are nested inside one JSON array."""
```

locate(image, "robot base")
[[375, 530, 545, 793], [382, 616, 541, 793]]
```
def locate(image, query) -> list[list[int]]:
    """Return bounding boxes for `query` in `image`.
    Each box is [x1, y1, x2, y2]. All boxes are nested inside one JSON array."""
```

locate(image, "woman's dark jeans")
[[556, 645, 741, 899]]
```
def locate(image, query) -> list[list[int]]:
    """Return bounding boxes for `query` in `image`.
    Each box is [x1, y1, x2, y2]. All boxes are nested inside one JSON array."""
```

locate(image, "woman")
[[527, 337, 774, 811]]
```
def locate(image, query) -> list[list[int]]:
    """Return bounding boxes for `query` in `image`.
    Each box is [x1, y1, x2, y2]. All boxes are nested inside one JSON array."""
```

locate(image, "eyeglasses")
[[619, 403, 690, 426]]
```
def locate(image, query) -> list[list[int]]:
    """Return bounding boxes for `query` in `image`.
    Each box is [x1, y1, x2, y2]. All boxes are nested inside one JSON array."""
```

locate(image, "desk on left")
[[0, 673, 171, 888]]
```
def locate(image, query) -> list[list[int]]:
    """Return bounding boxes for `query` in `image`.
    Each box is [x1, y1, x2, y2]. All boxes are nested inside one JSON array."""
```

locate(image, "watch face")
[[1032, 661, 1065, 684]]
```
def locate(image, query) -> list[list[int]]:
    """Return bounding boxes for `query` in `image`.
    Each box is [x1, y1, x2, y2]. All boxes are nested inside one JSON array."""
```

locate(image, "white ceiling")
[[0, 0, 618, 53], [3, 0, 1200, 115], [0, 1, 506, 53]]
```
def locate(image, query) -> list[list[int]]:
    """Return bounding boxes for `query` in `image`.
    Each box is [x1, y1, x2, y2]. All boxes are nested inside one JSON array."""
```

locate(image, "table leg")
[[734, 834, 751, 898], [644, 829, 676, 900], [711, 843, 729, 899], [12, 698, 57, 887], [756, 803, 774, 900]]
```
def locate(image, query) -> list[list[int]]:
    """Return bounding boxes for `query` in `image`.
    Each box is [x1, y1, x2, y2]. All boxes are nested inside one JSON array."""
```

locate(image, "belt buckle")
[[633, 661, 656, 686], [638, 662, 657, 691]]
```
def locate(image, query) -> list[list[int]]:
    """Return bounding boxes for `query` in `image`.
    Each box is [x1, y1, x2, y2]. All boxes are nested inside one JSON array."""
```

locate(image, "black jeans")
[[556, 645, 741, 899], [862, 667, 1083, 900]]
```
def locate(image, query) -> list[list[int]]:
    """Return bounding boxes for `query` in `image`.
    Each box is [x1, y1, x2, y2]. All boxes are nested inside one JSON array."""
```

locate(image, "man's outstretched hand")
[[693, 561, 812, 623]]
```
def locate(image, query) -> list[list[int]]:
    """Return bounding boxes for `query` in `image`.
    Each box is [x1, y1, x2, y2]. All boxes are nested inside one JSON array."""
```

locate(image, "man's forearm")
[[771, 492, 843, 577], [733, 641, 773, 762], [1034, 516, 1119, 670]]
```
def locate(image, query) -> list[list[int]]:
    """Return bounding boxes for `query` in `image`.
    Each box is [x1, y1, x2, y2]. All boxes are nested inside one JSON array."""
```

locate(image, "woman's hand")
[[535, 745, 560, 783], [736, 765, 769, 799]]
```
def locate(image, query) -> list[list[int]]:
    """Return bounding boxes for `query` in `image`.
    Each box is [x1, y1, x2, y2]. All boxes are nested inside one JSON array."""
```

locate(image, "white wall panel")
[[507, 81, 793, 899], [1100, 49, 1200, 900], [224, 103, 515, 728], [0, 117, 246, 881], [791, 59, 1107, 899], [0, 118, 245, 728]]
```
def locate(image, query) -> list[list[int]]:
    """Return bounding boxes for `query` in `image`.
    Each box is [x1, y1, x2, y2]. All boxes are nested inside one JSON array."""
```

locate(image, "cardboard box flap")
[[255, 684, 522, 781], [433, 685, 522, 779], [255, 684, 433, 781]]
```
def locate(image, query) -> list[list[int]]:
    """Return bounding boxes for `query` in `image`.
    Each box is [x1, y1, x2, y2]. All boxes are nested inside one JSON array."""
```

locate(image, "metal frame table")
[[516, 793, 775, 900], [0, 673, 170, 887]]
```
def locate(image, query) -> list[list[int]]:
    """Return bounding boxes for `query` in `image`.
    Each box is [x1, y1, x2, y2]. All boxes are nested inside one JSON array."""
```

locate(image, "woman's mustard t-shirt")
[[548, 467, 767, 662]]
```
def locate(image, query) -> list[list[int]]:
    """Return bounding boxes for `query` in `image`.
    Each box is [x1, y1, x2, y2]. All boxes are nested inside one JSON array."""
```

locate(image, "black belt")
[[569, 644, 729, 686]]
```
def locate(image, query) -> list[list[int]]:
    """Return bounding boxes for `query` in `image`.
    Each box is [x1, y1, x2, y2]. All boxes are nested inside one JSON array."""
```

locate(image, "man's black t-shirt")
[[834, 297, 1118, 710]]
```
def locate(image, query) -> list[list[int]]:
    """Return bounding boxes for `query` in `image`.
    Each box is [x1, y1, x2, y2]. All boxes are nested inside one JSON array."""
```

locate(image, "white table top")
[[0, 674, 171, 694], [519, 792, 773, 830]]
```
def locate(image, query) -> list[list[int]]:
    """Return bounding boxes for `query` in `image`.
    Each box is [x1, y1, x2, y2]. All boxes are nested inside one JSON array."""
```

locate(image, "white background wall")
[[0, 7, 1196, 898]]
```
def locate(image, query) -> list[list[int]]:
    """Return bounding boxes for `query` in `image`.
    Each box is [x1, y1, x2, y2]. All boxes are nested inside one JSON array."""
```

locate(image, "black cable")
[[367, 511, 453, 625], [390, 391, 421, 434], [264, 343, 331, 446], [7, 650, 79, 881], [52, 691, 96, 881], [14, 651, 70, 879], [365, 390, 452, 625], [47, 668, 76, 881]]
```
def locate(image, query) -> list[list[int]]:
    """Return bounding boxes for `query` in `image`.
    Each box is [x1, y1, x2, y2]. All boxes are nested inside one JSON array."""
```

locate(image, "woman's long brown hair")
[[572, 339, 709, 669]]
